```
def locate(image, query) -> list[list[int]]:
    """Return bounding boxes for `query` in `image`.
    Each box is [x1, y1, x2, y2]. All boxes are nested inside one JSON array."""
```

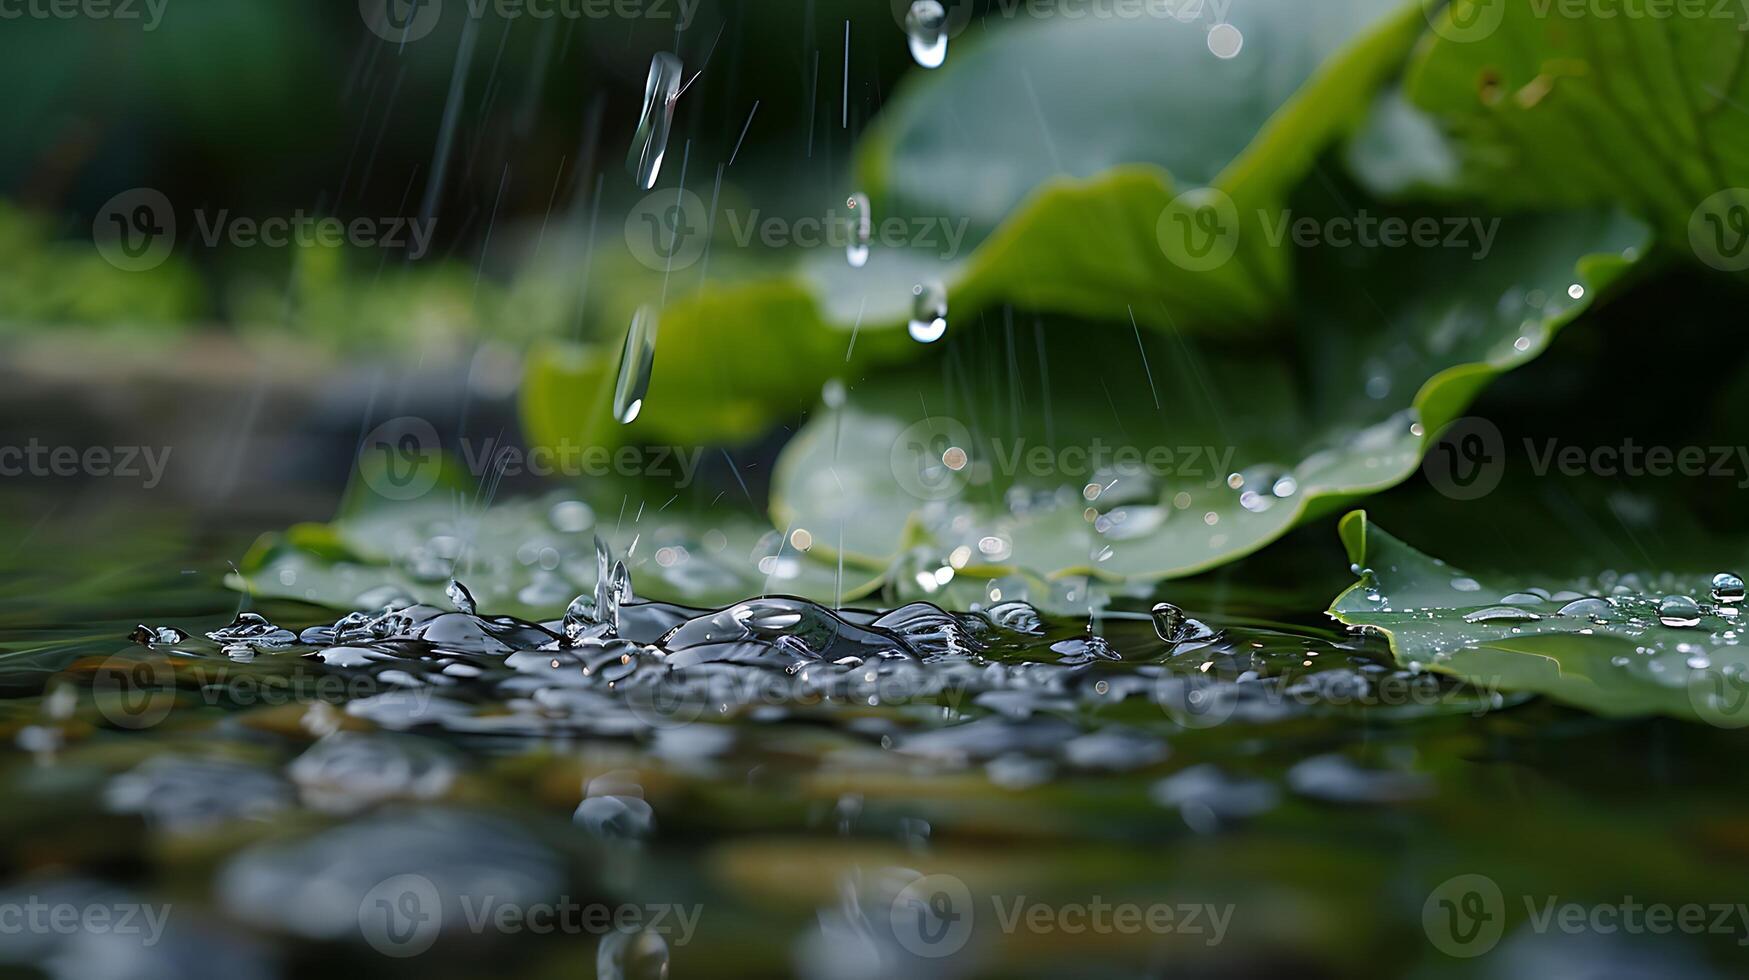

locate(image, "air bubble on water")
[[1711, 572, 1744, 605], [1658, 595, 1702, 628], [904, 1, 948, 69], [1567, 283, 1585, 300], [1206, 22, 1243, 59], [445, 579, 477, 615], [846, 192, 871, 267], [627, 52, 683, 190], [907, 281, 948, 343], [613, 305, 658, 425]]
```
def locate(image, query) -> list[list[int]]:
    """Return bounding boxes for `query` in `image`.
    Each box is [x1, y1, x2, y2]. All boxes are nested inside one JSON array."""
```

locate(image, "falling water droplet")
[[845, 192, 871, 267], [905, 0, 948, 69], [1711, 572, 1744, 605], [613, 305, 658, 424], [445, 579, 477, 615], [1658, 595, 1702, 628], [908, 281, 947, 343], [627, 52, 683, 190]]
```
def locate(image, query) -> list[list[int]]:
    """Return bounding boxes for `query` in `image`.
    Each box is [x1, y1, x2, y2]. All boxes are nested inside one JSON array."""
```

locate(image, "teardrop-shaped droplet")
[[846, 192, 871, 267], [1711, 572, 1745, 605], [1152, 602, 1186, 643], [445, 579, 477, 615], [613, 305, 658, 424], [1658, 595, 1702, 628], [905, 1, 948, 69], [907, 281, 947, 343], [627, 52, 683, 190]]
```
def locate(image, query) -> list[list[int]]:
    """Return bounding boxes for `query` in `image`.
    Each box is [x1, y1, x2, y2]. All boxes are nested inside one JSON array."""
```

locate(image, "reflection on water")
[[0, 501, 1746, 979]]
